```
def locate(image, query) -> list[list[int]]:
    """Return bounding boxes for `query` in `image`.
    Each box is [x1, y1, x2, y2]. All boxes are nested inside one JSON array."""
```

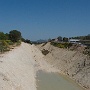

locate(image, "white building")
[[69, 39, 80, 44]]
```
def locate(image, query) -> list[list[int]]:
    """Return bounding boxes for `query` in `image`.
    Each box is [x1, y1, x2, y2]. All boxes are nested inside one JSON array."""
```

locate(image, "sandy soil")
[[0, 42, 89, 90], [0, 42, 59, 90], [37, 42, 90, 90]]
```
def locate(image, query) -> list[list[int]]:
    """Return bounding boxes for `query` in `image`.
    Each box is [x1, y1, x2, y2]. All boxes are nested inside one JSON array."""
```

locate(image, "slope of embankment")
[[37, 42, 90, 90], [0, 42, 90, 90], [0, 42, 37, 90], [0, 42, 58, 90]]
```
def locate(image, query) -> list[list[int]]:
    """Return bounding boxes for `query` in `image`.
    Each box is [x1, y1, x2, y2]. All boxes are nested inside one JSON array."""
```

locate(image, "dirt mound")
[[37, 42, 90, 90]]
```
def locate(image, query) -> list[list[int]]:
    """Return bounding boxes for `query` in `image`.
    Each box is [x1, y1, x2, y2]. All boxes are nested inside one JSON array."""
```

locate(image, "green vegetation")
[[63, 37, 68, 42], [24, 39, 32, 44], [0, 40, 11, 53], [21, 38, 32, 44], [57, 36, 62, 41], [0, 32, 8, 40], [51, 42, 72, 49], [9, 30, 21, 42], [0, 30, 22, 53], [70, 34, 90, 40]]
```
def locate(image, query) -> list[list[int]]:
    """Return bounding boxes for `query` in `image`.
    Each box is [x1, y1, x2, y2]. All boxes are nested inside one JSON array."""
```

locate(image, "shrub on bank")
[[0, 30, 22, 53], [51, 42, 72, 49], [0, 40, 10, 53]]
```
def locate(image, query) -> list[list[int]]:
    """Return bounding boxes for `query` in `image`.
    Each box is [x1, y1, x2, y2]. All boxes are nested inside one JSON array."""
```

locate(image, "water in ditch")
[[36, 70, 84, 90]]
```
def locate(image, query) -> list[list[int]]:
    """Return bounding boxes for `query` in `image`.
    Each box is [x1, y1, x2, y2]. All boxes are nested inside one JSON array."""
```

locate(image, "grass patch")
[[0, 40, 21, 53], [0, 40, 10, 53], [51, 42, 72, 48]]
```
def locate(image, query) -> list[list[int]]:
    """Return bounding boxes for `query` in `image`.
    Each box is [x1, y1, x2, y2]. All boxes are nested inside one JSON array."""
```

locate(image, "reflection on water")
[[36, 70, 84, 90]]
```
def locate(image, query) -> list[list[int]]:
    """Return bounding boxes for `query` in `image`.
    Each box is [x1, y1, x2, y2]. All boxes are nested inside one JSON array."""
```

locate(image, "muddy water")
[[36, 71, 84, 90]]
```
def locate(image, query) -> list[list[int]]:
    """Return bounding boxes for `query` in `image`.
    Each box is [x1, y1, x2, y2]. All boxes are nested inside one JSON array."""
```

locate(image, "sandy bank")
[[0, 43, 37, 90], [0, 42, 89, 90], [0, 42, 59, 90], [37, 42, 90, 90]]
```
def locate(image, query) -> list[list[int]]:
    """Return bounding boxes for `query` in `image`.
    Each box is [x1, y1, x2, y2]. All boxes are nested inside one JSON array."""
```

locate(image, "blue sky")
[[0, 0, 90, 40]]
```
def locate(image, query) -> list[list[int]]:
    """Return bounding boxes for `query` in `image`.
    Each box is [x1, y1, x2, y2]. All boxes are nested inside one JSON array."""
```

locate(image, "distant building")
[[51, 38, 59, 42], [54, 38, 58, 42], [69, 39, 80, 44]]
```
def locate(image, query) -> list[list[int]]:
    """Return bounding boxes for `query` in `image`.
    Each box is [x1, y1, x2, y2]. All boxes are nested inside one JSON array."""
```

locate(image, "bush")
[[57, 43, 64, 48], [9, 30, 21, 42], [25, 39, 31, 44], [51, 42, 72, 48], [1, 40, 9, 47], [0, 32, 7, 40], [16, 40, 21, 46], [0, 40, 10, 53], [0, 30, 22, 53]]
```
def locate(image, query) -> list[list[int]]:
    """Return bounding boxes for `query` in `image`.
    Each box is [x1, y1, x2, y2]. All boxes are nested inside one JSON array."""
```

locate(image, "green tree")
[[9, 30, 21, 42], [57, 36, 62, 41], [5, 33, 9, 40], [63, 37, 68, 42], [25, 39, 31, 44], [88, 34, 90, 36], [21, 37, 26, 42], [0, 32, 7, 40]]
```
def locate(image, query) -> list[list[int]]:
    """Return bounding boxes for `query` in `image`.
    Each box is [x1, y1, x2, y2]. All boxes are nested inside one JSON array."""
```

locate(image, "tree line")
[[69, 34, 90, 40], [0, 30, 32, 53], [0, 30, 21, 42], [0, 30, 31, 44], [55, 34, 90, 42]]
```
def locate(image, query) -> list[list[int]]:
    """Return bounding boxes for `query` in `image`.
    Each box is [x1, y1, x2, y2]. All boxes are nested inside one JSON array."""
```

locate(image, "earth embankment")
[[37, 42, 90, 90]]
